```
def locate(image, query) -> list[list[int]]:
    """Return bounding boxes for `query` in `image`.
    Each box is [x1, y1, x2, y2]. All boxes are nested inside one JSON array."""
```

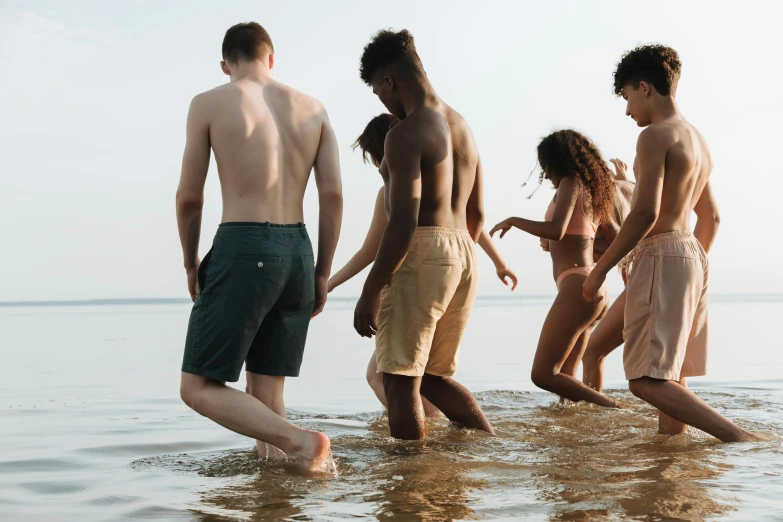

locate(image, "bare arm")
[[478, 229, 518, 290], [477, 229, 505, 268], [692, 180, 720, 253], [466, 156, 485, 242], [312, 111, 343, 316], [362, 127, 421, 296], [489, 176, 579, 241], [328, 188, 387, 292], [594, 127, 667, 275], [176, 94, 211, 301]]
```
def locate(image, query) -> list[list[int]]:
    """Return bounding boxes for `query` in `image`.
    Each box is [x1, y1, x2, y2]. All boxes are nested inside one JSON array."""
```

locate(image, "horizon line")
[[1, 293, 782, 308]]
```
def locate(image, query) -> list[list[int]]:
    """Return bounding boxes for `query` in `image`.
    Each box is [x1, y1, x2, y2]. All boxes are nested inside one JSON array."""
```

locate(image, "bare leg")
[[559, 329, 591, 404], [246, 372, 288, 458], [582, 290, 626, 392], [628, 376, 759, 442], [382, 373, 427, 440], [180, 372, 331, 470], [420, 374, 494, 434], [658, 377, 689, 435], [531, 277, 619, 408], [367, 355, 441, 417]]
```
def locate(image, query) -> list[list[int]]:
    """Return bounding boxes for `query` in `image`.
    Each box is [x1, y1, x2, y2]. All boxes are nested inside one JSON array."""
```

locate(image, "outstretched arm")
[[176, 94, 211, 302], [328, 188, 387, 292], [693, 180, 720, 253], [489, 176, 579, 241], [312, 110, 344, 317]]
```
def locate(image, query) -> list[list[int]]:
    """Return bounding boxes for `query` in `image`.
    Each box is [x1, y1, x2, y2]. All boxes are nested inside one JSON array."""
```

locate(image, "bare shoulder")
[[384, 117, 422, 151], [269, 81, 328, 119], [638, 123, 678, 149]]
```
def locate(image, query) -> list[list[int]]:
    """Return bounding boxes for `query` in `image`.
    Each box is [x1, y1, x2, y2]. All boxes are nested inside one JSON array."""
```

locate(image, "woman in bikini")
[[330, 113, 518, 416], [490, 130, 625, 407]]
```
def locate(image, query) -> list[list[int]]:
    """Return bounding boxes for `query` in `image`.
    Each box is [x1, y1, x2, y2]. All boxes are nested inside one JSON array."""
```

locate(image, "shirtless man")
[[176, 23, 343, 468], [352, 29, 494, 440], [582, 45, 761, 442]]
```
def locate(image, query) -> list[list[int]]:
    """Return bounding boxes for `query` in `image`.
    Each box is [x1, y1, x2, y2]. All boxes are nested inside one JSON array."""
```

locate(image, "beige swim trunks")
[[375, 227, 479, 377], [623, 230, 709, 381]]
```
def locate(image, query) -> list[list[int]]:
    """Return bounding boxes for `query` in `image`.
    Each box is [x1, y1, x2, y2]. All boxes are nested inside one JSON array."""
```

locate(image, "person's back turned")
[[175, 22, 343, 470]]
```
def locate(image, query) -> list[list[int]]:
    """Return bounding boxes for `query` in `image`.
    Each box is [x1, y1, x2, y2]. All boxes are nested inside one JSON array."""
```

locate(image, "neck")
[[400, 75, 439, 117], [649, 95, 680, 124], [229, 59, 272, 82]]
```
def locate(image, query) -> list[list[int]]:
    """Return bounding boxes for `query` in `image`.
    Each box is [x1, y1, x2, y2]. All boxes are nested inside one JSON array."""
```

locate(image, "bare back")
[[390, 104, 479, 230], [640, 119, 712, 237], [199, 79, 328, 223]]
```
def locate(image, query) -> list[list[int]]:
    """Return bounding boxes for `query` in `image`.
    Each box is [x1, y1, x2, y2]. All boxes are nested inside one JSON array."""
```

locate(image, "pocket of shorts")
[[644, 256, 657, 307], [197, 247, 214, 294], [421, 257, 461, 266], [301, 254, 316, 308]]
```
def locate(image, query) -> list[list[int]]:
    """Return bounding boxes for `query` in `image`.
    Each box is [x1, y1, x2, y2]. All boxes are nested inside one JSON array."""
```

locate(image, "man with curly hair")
[[583, 45, 765, 442], [352, 29, 494, 440]]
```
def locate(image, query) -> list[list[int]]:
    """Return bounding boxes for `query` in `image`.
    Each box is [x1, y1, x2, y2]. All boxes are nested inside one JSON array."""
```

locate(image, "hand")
[[489, 218, 514, 239], [582, 269, 607, 304], [609, 158, 628, 181], [540, 237, 550, 252], [327, 277, 336, 294], [496, 266, 518, 291], [354, 289, 380, 338], [311, 275, 328, 318], [186, 261, 200, 302]]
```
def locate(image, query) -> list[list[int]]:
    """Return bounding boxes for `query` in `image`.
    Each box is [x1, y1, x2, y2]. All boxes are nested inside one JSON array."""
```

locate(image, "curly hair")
[[535, 130, 616, 227], [359, 29, 423, 85], [613, 44, 681, 96], [352, 113, 400, 165]]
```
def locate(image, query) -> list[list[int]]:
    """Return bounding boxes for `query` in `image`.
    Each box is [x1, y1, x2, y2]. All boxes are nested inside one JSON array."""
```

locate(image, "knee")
[[530, 368, 553, 391], [247, 385, 282, 410], [581, 351, 603, 368], [628, 378, 647, 399], [367, 367, 382, 389], [180, 377, 207, 412]]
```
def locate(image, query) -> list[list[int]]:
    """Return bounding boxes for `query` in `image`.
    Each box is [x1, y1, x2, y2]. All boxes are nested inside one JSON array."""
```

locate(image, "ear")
[[268, 53, 275, 70], [220, 60, 231, 76], [639, 80, 651, 97], [384, 75, 395, 90]]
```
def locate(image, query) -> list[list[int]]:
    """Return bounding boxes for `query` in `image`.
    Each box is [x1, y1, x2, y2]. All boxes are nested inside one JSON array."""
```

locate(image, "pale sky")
[[1, 0, 781, 301]]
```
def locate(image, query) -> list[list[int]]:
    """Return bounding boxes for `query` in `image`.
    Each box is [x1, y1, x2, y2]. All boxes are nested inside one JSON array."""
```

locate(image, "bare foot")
[[288, 430, 334, 473], [745, 431, 776, 442]]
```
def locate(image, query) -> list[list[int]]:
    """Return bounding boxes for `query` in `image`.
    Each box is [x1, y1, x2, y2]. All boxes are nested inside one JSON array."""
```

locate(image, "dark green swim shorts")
[[182, 222, 315, 381]]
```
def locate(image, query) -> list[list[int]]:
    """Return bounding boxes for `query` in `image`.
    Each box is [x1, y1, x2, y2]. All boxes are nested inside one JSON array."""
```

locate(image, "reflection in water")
[[129, 390, 778, 521]]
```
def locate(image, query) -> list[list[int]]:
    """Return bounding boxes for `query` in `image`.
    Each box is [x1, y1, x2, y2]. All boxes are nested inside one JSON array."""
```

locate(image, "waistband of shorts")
[[412, 226, 473, 239], [217, 222, 307, 234], [635, 230, 693, 250]]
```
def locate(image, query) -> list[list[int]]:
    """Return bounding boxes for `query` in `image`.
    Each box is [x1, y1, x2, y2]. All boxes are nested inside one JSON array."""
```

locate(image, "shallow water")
[[1, 297, 782, 521]]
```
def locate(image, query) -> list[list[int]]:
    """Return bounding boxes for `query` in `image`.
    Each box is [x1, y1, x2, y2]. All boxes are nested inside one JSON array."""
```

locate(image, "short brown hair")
[[222, 22, 274, 63], [352, 113, 400, 165]]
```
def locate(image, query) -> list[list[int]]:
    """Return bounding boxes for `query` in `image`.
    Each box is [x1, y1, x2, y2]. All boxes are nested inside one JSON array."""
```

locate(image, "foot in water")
[[743, 431, 776, 442], [288, 430, 334, 474]]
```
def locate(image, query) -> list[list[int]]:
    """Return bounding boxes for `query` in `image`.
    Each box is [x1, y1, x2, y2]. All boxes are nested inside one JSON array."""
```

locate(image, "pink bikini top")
[[545, 182, 598, 238]]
